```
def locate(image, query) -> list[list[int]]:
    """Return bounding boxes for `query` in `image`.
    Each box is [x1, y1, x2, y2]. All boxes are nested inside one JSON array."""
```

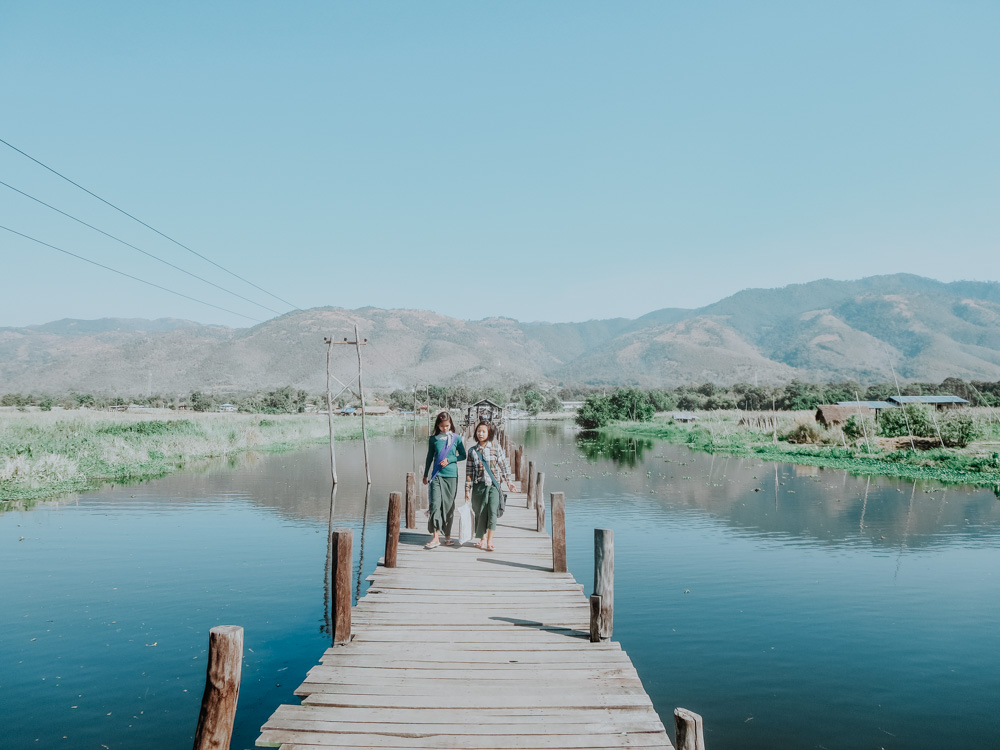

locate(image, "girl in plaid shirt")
[[465, 421, 515, 551]]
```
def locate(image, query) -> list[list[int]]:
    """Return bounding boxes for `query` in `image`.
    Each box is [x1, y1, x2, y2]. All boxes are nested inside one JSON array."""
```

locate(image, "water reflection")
[[576, 431, 654, 467]]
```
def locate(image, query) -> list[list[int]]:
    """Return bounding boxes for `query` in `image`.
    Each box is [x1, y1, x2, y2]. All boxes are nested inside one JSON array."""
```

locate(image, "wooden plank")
[[257, 730, 671, 748], [268, 704, 661, 724], [301, 692, 657, 708]]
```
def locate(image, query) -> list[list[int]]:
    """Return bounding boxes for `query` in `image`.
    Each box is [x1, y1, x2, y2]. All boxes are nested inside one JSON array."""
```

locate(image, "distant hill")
[[2, 275, 1000, 395]]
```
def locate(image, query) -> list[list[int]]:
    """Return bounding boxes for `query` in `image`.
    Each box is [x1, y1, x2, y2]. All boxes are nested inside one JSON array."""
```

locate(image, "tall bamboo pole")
[[354, 324, 371, 485], [324, 338, 338, 485]]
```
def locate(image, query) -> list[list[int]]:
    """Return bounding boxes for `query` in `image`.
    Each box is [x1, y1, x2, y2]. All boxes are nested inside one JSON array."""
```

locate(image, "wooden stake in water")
[[330, 528, 353, 645], [193, 625, 243, 750]]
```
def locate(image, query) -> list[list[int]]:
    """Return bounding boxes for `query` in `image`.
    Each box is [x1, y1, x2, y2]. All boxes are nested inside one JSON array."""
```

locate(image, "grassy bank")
[[606, 409, 1000, 488], [0, 410, 404, 503]]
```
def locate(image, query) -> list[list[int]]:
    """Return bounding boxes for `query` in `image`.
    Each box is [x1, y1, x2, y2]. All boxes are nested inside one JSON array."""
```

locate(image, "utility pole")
[[323, 337, 339, 485], [325, 327, 371, 485]]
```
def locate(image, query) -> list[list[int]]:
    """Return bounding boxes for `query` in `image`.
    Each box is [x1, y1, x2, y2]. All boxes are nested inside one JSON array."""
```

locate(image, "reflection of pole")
[[324, 338, 338, 485], [355, 324, 371, 485], [355, 485, 371, 602]]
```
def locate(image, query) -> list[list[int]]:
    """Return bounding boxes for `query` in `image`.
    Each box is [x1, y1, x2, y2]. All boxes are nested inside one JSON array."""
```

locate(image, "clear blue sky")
[[2, 1, 998, 328]]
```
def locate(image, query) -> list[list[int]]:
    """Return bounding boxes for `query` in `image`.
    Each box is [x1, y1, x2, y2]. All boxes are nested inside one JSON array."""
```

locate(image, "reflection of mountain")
[[552, 433, 1000, 549]]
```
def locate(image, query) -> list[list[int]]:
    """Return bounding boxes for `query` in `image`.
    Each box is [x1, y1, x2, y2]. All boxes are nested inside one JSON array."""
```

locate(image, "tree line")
[[574, 378, 1000, 429], [4, 377, 1000, 418]]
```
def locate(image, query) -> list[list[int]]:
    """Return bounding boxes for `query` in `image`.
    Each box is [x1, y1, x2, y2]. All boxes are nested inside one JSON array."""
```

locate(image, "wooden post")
[[589, 595, 604, 643], [674, 708, 706, 750], [525, 460, 535, 508], [513, 446, 522, 482], [535, 471, 545, 532], [518, 449, 526, 490], [385, 492, 402, 567], [551, 492, 566, 573], [405, 472, 416, 530], [591, 528, 614, 641], [192, 625, 243, 750], [330, 527, 352, 645]]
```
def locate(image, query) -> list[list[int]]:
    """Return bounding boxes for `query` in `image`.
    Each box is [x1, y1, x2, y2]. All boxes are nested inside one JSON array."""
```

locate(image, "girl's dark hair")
[[434, 411, 457, 434], [474, 421, 495, 442]]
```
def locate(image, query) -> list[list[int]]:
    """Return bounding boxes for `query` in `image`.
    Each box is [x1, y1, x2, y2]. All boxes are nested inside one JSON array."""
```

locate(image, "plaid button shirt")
[[465, 440, 512, 494]]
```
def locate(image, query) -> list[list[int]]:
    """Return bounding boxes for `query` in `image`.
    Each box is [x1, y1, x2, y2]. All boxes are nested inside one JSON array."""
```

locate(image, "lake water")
[[2, 424, 999, 749]]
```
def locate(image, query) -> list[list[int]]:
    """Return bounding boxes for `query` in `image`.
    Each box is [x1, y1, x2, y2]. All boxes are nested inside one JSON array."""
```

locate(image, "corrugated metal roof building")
[[888, 395, 969, 409]]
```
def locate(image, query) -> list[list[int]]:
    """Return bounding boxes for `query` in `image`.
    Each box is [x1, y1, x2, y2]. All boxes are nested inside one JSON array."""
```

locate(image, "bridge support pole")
[[193, 625, 243, 750], [405, 472, 416, 529], [674, 707, 706, 750], [385, 492, 402, 567], [330, 528, 352, 645], [551, 492, 566, 573], [535, 472, 545, 532], [525, 461, 535, 508], [590, 528, 614, 642]]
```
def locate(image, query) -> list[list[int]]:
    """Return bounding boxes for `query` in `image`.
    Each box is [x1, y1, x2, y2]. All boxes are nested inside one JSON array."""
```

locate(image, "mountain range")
[[3, 274, 1000, 395]]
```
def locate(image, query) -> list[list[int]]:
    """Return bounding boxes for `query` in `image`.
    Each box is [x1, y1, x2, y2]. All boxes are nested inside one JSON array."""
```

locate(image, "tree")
[[523, 390, 544, 415], [542, 393, 563, 413], [646, 389, 677, 412], [388, 389, 413, 411], [609, 387, 655, 422], [575, 394, 613, 429], [190, 391, 214, 412], [778, 380, 823, 411]]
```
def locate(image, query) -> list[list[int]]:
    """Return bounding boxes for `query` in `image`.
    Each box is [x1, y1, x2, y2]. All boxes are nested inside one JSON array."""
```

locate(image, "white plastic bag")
[[456, 501, 474, 545]]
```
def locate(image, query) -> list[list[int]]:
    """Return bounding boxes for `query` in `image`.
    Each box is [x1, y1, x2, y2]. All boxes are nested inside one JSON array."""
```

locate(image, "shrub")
[[878, 404, 935, 438], [783, 422, 823, 444], [937, 411, 979, 447], [843, 415, 876, 442]]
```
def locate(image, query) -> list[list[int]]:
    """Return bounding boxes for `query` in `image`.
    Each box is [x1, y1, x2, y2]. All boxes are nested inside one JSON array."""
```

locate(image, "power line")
[[0, 136, 300, 310], [0, 223, 263, 323], [0, 178, 284, 315]]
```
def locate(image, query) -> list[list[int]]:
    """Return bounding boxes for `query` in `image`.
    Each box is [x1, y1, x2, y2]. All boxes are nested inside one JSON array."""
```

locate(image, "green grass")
[[606, 409, 1000, 489], [0, 409, 404, 503]]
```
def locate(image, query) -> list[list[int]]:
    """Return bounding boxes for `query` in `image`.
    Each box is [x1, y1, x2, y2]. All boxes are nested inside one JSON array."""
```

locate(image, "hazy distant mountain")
[[2, 275, 999, 395]]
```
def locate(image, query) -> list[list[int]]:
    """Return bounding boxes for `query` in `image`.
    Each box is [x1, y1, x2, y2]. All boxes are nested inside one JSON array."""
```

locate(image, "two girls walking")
[[423, 412, 514, 552]]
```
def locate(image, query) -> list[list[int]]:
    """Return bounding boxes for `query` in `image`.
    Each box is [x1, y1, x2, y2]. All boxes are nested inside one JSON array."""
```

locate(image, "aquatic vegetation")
[[0, 410, 404, 502], [606, 409, 1000, 488]]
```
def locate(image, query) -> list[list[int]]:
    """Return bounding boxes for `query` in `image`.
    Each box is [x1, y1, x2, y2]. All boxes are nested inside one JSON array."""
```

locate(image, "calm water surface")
[[2, 425, 999, 749]]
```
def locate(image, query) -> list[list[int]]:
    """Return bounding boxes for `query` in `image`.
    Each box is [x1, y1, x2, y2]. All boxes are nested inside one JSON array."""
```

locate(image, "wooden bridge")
[[192, 446, 705, 750]]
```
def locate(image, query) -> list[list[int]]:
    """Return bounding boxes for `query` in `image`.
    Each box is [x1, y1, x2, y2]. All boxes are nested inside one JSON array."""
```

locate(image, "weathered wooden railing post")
[[405, 472, 416, 529], [525, 460, 536, 508], [551, 492, 566, 573], [674, 707, 706, 750], [385, 492, 402, 568], [330, 527, 352, 645], [513, 446, 522, 481], [193, 625, 243, 750], [535, 471, 545, 532], [589, 528, 614, 642]]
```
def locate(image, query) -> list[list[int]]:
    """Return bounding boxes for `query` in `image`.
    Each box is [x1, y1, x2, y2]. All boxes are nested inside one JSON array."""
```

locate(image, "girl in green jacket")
[[422, 410, 467, 548]]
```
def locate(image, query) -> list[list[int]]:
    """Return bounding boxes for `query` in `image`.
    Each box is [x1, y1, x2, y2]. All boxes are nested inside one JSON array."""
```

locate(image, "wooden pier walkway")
[[256, 484, 674, 750]]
